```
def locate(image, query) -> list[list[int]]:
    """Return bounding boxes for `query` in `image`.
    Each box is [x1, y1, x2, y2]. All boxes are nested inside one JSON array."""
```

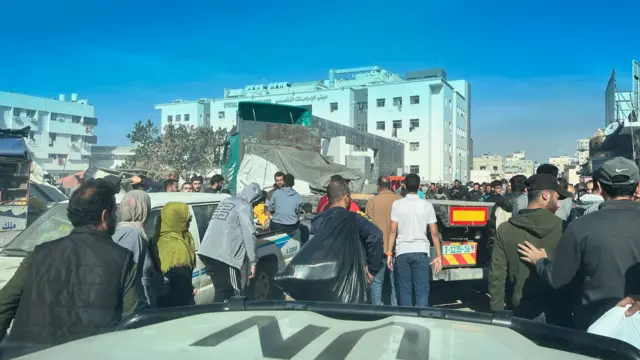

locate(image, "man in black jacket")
[[449, 179, 468, 200], [0, 179, 140, 355], [467, 182, 483, 201], [203, 174, 224, 193], [311, 180, 383, 283], [519, 157, 640, 329]]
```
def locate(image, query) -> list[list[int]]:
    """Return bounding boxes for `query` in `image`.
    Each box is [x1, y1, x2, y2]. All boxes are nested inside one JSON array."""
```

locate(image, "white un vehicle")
[[0, 192, 304, 303]]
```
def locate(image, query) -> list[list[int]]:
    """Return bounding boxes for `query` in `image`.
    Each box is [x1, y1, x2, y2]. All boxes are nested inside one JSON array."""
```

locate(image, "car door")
[[144, 204, 212, 305], [190, 202, 219, 304]]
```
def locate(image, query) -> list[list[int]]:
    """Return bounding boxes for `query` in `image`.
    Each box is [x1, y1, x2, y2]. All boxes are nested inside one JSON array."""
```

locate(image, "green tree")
[[120, 119, 163, 176], [189, 126, 228, 176], [122, 120, 228, 180]]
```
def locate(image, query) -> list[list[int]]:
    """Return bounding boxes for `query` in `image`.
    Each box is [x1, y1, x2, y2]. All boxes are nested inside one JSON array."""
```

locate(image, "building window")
[[356, 102, 368, 113], [356, 124, 368, 132], [393, 97, 402, 106], [410, 95, 420, 104], [409, 119, 419, 131], [71, 135, 80, 142], [392, 120, 402, 129], [410, 142, 419, 151], [376, 99, 385, 107], [184, 114, 190, 121], [355, 145, 367, 151], [13, 108, 21, 117], [26, 110, 36, 118], [330, 102, 338, 112], [167, 115, 173, 122], [72, 116, 81, 123], [218, 111, 225, 119], [409, 165, 420, 174], [176, 115, 182, 122], [376, 121, 385, 130], [48, 133, 56, 147], [480, 166, 487, 170]]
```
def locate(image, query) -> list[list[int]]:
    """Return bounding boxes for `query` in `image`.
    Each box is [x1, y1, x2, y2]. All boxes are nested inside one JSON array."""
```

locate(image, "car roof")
[[60, 192, 231, 207]]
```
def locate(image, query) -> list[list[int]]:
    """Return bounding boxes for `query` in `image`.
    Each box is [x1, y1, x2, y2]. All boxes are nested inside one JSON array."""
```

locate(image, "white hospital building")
[[0, 91, 98, 176], [155, 66, 472, 183]]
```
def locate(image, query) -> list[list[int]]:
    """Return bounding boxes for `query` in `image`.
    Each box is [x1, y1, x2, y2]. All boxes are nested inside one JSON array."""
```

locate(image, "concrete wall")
[[311, 116, 404, 181], [346, 155, 372, 181], [238, 117, 404, 183]]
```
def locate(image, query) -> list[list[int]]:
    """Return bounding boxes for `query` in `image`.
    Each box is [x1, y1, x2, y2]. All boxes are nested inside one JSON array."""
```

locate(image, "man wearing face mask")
[[0, 179, 140, 355], [489, 174, 572, 326]]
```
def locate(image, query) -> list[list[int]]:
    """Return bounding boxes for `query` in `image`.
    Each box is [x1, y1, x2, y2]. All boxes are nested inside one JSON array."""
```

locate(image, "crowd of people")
[[488, 157, 640, 332], [2, 157, 640, 355]]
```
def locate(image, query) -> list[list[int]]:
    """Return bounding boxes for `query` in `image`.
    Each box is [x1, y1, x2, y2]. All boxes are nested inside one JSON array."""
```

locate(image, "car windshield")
[[3, 203, 125, 254], [4, 203, 73, 253]]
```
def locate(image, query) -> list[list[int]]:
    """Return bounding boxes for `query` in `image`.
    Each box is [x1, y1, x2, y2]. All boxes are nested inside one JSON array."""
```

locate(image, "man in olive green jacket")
[[489, 174, 572, 325]]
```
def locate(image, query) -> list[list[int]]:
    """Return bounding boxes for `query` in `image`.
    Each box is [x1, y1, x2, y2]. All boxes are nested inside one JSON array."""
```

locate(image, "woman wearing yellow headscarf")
[[155, 202, 196, 307]]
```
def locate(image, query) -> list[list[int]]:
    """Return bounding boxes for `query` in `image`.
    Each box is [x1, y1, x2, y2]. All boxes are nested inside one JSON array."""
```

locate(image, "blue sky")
[[1, 0, 638, 162]]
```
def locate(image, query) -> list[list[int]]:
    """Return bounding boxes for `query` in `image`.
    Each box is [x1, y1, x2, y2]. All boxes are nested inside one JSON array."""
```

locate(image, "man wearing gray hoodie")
[[198, 183, 262, 302], [267, 174, 302, 233]]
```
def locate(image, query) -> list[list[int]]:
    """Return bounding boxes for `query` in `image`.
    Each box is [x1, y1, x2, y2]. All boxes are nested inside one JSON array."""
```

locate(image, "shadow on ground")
[[377, 270, 490, 313]]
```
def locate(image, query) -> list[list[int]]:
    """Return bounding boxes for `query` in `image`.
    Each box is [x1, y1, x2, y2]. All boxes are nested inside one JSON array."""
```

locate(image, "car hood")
[[0, 255, 25, 289], [17, 310, 604, 359]]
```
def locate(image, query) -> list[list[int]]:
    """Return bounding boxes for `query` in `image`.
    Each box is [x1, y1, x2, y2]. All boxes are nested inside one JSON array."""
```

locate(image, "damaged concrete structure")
[[236, 116, 404, 183]]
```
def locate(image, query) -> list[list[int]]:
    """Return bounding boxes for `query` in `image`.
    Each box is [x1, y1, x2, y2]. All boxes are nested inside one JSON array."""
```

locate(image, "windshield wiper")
[[1, 248, 29, 257]]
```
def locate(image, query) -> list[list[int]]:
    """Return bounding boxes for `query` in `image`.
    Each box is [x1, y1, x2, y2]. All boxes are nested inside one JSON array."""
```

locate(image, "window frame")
[[191, 203, 220, 243]]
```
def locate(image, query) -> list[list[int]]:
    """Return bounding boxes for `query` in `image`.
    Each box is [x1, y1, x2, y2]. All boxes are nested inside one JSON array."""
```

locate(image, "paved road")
[[369, 278, 491, 312]]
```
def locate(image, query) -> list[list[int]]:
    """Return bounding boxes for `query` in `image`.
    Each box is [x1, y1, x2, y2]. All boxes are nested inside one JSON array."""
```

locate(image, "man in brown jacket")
[[366, 176, 402, 305]]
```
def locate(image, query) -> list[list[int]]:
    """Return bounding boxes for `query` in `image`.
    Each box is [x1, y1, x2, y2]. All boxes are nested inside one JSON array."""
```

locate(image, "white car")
[[0, 192, 304, 303]]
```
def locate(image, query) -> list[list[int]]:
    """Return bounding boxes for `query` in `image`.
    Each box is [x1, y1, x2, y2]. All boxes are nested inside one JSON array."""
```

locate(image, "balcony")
[[49, 121, 93, 136], [82, 117, 98, 126], [11, 116, 37, 128], [70, 141, 91, 155]]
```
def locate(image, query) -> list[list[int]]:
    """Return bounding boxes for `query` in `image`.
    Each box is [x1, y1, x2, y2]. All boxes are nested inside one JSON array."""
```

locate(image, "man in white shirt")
[[388, 173, 442, 307]]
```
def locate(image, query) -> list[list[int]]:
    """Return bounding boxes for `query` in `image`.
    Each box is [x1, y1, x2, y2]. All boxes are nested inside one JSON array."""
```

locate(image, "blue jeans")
[[370, 258, 397, 306], [394, 252, 431, 307]]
